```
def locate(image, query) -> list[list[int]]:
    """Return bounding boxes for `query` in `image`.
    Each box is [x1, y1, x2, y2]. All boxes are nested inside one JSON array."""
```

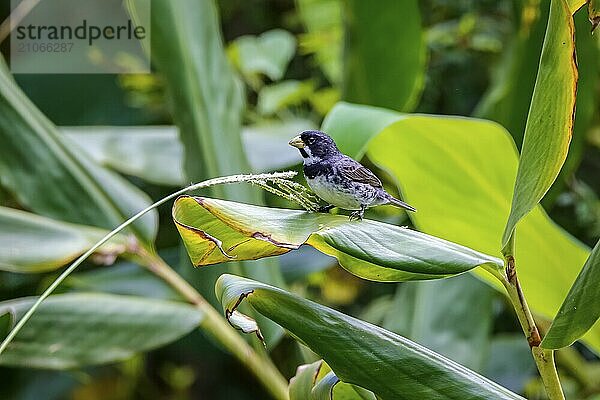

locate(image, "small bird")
[[289, 130, 416, 220]]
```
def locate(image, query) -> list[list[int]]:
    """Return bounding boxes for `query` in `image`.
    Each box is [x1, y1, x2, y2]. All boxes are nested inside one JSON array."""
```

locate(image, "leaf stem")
[[137, 249, 289, 400], [502, 257, 542, 348], [532, 347, 564, 400], [484, 261, 565, 400]]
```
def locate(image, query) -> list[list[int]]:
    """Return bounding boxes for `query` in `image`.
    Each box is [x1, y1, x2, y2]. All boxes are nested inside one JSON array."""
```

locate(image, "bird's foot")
[[317, 204, 335, 213], [348, 208, 365, 221]]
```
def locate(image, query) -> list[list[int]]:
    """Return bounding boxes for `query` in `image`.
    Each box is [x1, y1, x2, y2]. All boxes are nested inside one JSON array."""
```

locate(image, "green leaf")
[[228, 29, 296, 84], [0, 207, 127, 273], [216, 274, 524, 400], [62, 126, 185, 186], [321, 102, 595, 351], [545, 10, 599, 206], [290, 360, 323, 400], [383, 274, 495, 372], [567, 0, 586, 14], [322, 102, 402, 159], [311, 371, 339, 400], [590, 0, 600, 32], [290, 360, 375, 400], [129, 0, 286, 341], [501, 0, 578, 250], [296, 0, 343, 84], [130, 0, 246, 194], [0, 312, 9, 340], [0, 293, 202, 369], [0, 58, 157, 242], [173, 195, 502, 282], [312, 370, 376, 400], [476, 4, 599, 208], [62, 119, 315, 183], [258, 80, 316, 115], [342, 0, 425, 111], [64, 262, 182, 300], [542, 239, 600, 349]]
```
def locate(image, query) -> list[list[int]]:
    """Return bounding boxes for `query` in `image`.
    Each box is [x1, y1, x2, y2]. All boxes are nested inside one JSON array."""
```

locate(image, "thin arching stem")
[[484, 262, 565, 400]]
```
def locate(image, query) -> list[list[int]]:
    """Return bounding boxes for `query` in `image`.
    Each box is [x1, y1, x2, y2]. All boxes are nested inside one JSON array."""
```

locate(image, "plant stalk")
[[484, 260, 565, 400], [138, 249, 289, 400], [532, 347, 564, 400]]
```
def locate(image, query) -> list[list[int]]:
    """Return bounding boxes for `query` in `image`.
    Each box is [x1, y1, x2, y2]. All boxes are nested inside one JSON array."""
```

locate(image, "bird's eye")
[[307, 137, 315, 145]]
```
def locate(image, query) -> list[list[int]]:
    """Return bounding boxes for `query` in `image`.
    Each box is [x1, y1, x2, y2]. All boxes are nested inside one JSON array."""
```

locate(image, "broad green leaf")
[[129, 0, 247, 196], [348, 387, 377, 400], [216, 274, 524, 400], [321, 102, 596, 351], [322, 103, 402, 159], [342, 0, 425, 111], [228, 29, 296, 85], [61, 126, 185, 186], [542, 239, 600, 349], [0, 312, 9, 340], [476, 5, 598, 207], [568, 0, 586, 13], [316, 366, 373, 400], [312, 369, 375, 400], [546, 10, 599, 206], [258, 80, 315, 115], [290, 360, 323, 400], [173, 195, 502, 282], [501, 0, 578, 250], [296, 0, 343, 84], [383, 274, 495, 372], [0, 58, 157, 242], [290, 360, 375, 400], [62, 119, 314, 183], [0, 207, 127, 273], [64, 262, 182, 301], [129, 0, 286, 341], [279, 246, 335, 282], [312, 371, 339, 400], [0, 293, 202, 369]]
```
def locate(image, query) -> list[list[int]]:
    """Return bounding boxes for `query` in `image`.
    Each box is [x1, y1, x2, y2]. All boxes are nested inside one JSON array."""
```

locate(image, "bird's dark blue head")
[[289, 130, 340, 162]]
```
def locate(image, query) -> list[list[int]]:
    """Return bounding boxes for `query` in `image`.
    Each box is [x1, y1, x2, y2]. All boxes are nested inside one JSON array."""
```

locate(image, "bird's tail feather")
[[386, 195, 416, 212]]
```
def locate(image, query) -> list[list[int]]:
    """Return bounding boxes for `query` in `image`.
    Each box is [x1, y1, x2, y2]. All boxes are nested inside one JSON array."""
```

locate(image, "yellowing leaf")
[[502, 0, 578, 251], [173, 196, 502, 282]]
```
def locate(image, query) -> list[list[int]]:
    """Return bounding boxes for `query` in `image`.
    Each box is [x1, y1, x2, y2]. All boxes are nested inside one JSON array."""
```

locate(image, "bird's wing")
[[338, 157, 383, 188]]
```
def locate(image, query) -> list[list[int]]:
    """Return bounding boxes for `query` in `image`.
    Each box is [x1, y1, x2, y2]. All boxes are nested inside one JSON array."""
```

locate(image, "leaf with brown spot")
[[502, 0, 579, 252], [173, 195, 502, 282], [568, 0, 586, 14]]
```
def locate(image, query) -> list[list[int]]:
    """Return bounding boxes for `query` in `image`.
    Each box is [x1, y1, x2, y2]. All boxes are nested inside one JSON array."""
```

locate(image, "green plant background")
[[0, 0, 599, 399]]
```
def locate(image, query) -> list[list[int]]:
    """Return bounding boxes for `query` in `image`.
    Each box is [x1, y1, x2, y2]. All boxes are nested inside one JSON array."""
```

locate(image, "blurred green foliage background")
[[0, 0, 598, 399]]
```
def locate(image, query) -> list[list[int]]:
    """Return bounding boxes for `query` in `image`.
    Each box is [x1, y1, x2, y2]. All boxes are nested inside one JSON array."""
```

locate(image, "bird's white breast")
[[307, 175, 362, 210]]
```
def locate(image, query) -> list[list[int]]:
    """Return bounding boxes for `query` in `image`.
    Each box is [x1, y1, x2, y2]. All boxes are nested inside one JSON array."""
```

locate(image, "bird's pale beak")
[[288, 135, 305, 149]]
